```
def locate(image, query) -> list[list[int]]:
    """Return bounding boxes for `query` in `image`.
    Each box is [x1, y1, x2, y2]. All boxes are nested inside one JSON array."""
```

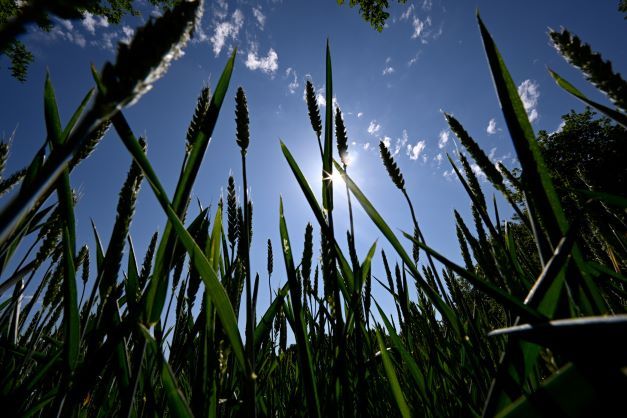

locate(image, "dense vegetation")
[[0, 1, 625, 417]]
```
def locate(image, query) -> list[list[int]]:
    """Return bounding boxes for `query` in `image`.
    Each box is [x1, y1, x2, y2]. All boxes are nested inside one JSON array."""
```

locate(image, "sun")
[[330, 170, 345, 185]]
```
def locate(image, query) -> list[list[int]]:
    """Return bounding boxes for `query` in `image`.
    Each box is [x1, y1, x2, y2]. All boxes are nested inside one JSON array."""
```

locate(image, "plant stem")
[[241, 151, 256, 418], [402, 189, 451, 305]]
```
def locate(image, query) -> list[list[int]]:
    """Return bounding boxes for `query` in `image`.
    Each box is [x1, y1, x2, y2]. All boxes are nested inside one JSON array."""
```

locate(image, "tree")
[[0, 0, 177, 82], [537, 108, 627, 273], [337, 0, 407, 32]]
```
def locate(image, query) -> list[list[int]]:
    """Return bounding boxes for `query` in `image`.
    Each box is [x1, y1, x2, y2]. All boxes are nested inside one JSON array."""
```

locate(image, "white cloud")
[[382, 66, 395, 76], [213, 0, 229, 20], [363, 142, 370, 150], [443, 168, 456, 181], [408, 51, 420, 66], [392, 130, 409, 155], [408, 140, 426, 160], [528, 108, 538, 122], [317, 93, 326, 107], [285, 67, 299, 94], [434, 152, 443, 165], [82, 12, 109, 35], [518, 79, 540, 123], [58, 19, 73, 31], [303, 84, 333, 108], [411, 17, 426, 39], [357, 112, 363, 118], [100, 32, 117, 51], [72, 32, 86, 47], [422, 0, 433, 11], [48, 25, 86, 48], [120, 25, 134, 45], [245, 47, 279, 75], [367, 120, 381, 135], [488, 147, 497, 161], [210, 9, 244, 57], [438, 130, 449, 149], [400, 4, 415, 21], [150, 6, 163, 18], [553, 120, 566, 134], [382, 136, 392, 148], [471, 163, 487, 181], [252, 6, 266, 29], [486, 118, 497, 135]]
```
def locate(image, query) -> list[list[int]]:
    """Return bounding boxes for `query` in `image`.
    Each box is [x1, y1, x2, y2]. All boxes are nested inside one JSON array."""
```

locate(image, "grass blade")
[[108, 109, 246, 372], [149, 49, 236, 326], [279, 198, 321, 418], [375, 328, 411, 418], [334, 161, 463, 336], [548, 68, 627, 128]]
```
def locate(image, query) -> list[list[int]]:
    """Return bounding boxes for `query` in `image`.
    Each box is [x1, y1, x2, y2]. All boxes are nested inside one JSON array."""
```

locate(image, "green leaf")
[[477, 14, 566, 247], [61, 88, 95, 143], [280, 140, 354, 301], [140, 325, 194, 418], [476, 15, 610, 414], [90, 220, 105, 273], [44, 72, 63, 147], [334, 161, 463, 336], [125, 236, 140, 313], [489, 315, 627, 361], [322, 40, 334, 213], [150, 49, 236, 326], [375, 301, 429, 405], [496, 363, 623, 418], [45, 73, 79, 373], [375, 328, 411, 418], [254, 282, 289, 353], [548, 68, 627, 128], [279, 198, 321, 418], [107, 108, 246, 373]]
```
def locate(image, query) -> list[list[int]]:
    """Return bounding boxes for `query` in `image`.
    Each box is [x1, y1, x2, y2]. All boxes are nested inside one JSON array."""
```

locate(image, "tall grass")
[[0, 2, 625, 417]]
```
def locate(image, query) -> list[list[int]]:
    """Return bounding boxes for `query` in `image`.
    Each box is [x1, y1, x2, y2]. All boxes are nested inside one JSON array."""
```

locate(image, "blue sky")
[[1, 0, 625, 320]]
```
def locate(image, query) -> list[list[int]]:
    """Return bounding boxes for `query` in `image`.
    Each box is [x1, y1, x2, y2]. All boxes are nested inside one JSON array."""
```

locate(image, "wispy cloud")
[[245, 47, 279, 75], [357, 112, 363, 118], [471, 162, 486, 181], [518, 79, 540, 123], [443, 168, 456, 181], [407, 140, 426, 160], [285, 67, 299, 93], [120, 25, 134, 45], [408, 51, 421, 66], [213, 0, 229, 20], [486, 118, 497, 135], [210, 9, 244, 57], [438, 130, 449, 149], [367, 120, 381, 135], [488, 147, 497, 161], [400, 4, 415, 21], [382, 66, 395, 76], [82, 12, 109, 35], [411, 17, 430, 39], [401, 5, 439, 43], [396, 129, 409, 155], [58, 19, 73, 31], [43, 20, 87, 48], [252, 6, 266, 29]]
